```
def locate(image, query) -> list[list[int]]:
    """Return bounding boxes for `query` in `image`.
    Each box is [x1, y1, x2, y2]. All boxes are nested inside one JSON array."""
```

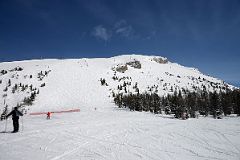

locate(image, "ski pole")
[[5, 118, 8, 132], [22, 116, 24, 131]]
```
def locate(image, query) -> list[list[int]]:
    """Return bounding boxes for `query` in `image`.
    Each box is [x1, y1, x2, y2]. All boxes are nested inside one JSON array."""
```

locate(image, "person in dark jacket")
[[6, 107, 23, 133]]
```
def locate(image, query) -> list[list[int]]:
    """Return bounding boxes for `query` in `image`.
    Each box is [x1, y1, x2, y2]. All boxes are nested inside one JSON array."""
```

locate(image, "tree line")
[[114, 89, 240, 118]]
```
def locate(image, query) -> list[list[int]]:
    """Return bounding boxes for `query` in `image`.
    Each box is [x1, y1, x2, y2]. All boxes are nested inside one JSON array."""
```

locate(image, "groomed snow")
[[1, 106, 240, 160]]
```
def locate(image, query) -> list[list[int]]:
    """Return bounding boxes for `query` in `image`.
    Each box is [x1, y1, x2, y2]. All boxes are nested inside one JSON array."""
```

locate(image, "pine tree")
[[1, 105, 8, 120], [12, 84, 18, 93], [40, 83, 45, 87], [209, 91, 220, 118], [8, 79, 11, 87], [113, 88, 239, 118], [232, 90, 240, 116], [186, 92, 197, 117], [221, 91, 233, 115]]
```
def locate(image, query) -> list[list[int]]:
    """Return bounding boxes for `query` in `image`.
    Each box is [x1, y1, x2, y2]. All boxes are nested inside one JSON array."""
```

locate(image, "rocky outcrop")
[[115, 64, 128, 73], [126, 60, 141, 69], [152, 57, 168, 64]]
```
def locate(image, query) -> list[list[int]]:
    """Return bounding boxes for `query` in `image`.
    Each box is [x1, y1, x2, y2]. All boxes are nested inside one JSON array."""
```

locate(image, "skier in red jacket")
[[47, 112, 51, 119]]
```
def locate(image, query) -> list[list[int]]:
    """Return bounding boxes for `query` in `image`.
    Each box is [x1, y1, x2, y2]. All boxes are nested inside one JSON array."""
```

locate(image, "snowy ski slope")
[[0, 108, 240, 160], [0, 54, 239, 160]]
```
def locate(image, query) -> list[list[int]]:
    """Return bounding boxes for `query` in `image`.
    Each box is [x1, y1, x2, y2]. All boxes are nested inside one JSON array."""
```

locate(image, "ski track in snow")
[[0, 108, 240, 160]]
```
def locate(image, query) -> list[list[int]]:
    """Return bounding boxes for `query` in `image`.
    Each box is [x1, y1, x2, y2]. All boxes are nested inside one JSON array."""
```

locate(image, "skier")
[[47, 112, 51, 119], [6, 107, 23, 133]]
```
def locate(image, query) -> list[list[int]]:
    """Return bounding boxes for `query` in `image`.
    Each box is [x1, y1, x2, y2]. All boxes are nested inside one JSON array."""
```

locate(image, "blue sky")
[[0, 0, 240, 86]]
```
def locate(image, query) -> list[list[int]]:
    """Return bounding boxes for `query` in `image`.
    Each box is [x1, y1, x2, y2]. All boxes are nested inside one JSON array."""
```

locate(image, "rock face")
[[152, 57, 168, 64], [113, 60, 141, 73], [114, 64, 128, 73], [126, 60, 141, 69]]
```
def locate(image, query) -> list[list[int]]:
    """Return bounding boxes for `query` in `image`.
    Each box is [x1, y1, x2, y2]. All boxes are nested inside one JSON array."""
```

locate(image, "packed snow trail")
[[1, 107, 240, 160]]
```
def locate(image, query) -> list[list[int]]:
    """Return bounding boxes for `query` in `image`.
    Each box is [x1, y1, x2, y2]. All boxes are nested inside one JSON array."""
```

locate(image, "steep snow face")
[[0, 54, 235, 113]]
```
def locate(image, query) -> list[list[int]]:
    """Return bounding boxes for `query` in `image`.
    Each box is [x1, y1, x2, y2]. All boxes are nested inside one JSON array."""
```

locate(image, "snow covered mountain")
[[0, 54, 236, 113]]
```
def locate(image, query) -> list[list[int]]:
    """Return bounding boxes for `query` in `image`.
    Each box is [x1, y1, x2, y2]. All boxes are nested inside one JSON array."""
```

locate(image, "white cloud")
[[114, 20, 134, 38], [114, 20, 127, 29], [92, 25, 112, 41], [116, 26, 133, 37], [92, 20, 136, 41]]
